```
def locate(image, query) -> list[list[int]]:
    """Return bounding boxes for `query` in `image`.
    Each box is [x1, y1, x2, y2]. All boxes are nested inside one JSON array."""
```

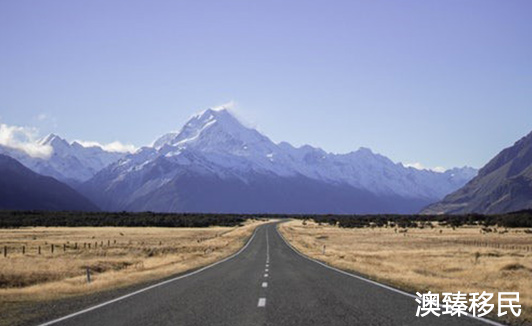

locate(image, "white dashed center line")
[[259, 230, 270, 309]]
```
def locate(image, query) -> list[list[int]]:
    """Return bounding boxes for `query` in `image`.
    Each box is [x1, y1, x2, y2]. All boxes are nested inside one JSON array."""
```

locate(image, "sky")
[[1, 0, 531, 170]]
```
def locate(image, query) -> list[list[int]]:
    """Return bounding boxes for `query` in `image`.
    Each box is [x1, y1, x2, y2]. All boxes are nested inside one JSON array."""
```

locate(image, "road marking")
[[257, 298, 266, 307], [265, 268, 269, 272], [262, 282, 268, 288], [264, 273, 268, 277], [265, 264, 269, 267], [276, 223, 505, 326], [266, 228, 270, 263], [37, 226, 262, 326]]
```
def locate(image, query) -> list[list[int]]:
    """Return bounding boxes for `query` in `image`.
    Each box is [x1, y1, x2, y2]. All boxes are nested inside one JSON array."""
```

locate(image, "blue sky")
[[1, 0, 531, 169]]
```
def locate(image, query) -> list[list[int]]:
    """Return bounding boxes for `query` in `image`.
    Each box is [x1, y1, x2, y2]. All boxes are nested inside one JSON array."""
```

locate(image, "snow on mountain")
[[0, 134, 126, 186], [82, 107, 477, 213], [151, 108, 475, 199]]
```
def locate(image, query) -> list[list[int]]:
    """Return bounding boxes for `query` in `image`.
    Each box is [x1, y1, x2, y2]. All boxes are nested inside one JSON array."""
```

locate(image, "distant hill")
[[0, 154, 99, 211], [422, 131, 532, 214]]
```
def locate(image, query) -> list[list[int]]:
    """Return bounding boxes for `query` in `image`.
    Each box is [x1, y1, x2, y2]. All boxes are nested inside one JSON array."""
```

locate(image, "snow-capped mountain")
[[0, 134, 125, 186], [81, 108, 477, 213]]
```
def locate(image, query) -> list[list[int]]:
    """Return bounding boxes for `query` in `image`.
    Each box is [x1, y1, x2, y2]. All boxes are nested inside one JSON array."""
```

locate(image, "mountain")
[[422, 131, 532, 214], [81, 108, 476, 214], [0, 134, 125, 186], [0, 154, 98, 211]]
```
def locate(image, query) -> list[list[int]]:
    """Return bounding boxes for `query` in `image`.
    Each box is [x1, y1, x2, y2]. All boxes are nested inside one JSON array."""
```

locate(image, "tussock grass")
[[0, 219, 267, 325], [279, 220, 532, 325]]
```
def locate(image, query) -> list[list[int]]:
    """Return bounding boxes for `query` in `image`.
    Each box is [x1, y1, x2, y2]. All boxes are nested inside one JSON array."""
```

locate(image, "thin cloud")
[[33, 113, 58, 128], [405, 162, 446, 173], [75, 140, 137, 153], [35, 113, 47, 121]]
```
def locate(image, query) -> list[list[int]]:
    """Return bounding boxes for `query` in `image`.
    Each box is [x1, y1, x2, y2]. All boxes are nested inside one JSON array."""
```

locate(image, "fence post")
[[22, 246, 25, 255], [86, 267, 91, 284], [38, 245, 41, 255], [3, 246, 6, 257], [51, 244, 54, 254], [108, 240, 110, 247], [63, 244, 66, 252]]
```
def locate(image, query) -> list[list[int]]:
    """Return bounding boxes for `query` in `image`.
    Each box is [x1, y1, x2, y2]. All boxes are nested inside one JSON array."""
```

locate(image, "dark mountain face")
[[422, 131, 532, 214], [0, 154, 99, 211], [82, 148, 436, 213], [119, 171, 433, 214]]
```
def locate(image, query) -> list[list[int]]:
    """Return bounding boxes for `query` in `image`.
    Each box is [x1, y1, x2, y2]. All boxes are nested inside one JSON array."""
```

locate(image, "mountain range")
[[0, 107, 484, 213], [422, 131, 532, 214], [0, 135, 124, 187], [79, 108, 476, 213]]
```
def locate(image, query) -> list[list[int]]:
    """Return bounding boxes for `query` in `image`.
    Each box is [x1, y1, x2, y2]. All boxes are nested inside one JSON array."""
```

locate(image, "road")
[[38, 222, 502, 326]]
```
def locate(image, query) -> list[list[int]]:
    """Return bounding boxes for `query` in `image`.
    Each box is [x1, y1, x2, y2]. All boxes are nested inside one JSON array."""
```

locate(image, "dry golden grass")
[[279, 220, 532, 325], [0, 220, 267, 308]]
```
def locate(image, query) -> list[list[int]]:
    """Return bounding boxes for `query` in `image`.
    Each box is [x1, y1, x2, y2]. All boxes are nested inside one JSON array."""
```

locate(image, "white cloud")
[[0, 123, 53, 158], [405, 162, 446, 173], [75, 140, 137, 153]]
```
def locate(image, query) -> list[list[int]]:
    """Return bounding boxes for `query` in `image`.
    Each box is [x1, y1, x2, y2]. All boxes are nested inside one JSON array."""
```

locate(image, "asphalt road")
[[38, 223, 502, 326]]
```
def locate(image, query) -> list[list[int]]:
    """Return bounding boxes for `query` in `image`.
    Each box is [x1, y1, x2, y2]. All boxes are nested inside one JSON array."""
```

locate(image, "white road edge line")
[[37, 226, 261, 326], [276, 223, 506, 326], [262, 282, 268, 288], [258, 298, 266, 307]]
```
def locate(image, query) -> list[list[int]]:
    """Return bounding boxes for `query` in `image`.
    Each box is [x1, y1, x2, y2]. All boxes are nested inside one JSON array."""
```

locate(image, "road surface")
[[38, 222, 502, 326]]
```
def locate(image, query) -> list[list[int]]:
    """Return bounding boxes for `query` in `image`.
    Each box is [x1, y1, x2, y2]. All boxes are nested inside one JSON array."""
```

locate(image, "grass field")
[[279, 220, 532, 325], [0, 220, 267, 326]]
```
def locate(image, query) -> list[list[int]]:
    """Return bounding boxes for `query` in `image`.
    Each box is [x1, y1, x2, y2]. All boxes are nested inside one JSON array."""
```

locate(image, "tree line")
[[0, 210, 530, 228], [0, 211, 253, 228]]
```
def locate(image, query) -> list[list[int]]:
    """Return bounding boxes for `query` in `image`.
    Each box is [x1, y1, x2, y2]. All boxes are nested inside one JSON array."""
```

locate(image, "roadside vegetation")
[[279, 219, 532, 326], [0, 219, 268, 326]]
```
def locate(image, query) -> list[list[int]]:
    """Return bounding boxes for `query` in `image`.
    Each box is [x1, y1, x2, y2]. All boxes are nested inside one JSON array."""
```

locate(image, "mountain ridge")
[[0, 134, 125, 186], [422, 131, 532, 214], [80, 108, 477, 213], [0, 154, 98, 211]]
